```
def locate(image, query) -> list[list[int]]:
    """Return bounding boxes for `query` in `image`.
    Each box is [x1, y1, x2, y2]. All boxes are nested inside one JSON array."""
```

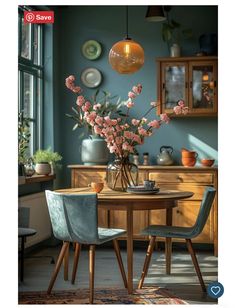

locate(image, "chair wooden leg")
[[89, 245, 95, 304], [165, 237, 172, 275], [185, 239, 206, 292], [138, 236, 156, 289], [47, 241, 70, 294], [20, 237, 25, 282], [113, 239, 127, 288], [71, 243, 81, 284], [63, 241, 70, 281]]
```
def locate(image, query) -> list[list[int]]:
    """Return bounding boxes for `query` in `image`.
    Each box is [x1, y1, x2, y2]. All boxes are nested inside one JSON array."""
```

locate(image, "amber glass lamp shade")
[[109, 38, 144, 74]]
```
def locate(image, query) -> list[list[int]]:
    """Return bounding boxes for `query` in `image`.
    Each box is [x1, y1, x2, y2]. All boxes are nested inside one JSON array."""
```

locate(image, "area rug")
[[19, 287, 188, 304]]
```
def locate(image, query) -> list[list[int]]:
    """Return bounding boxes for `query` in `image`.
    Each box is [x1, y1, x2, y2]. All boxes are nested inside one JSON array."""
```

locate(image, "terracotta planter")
[[35, 162, 51, 175]]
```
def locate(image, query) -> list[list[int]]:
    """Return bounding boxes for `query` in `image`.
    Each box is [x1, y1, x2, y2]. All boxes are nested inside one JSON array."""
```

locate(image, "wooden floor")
[[19, 244, 218, 304]]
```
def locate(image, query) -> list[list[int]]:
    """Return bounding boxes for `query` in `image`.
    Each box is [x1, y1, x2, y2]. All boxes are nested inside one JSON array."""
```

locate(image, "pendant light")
[[109, 6, 144, 74], [145, 6, 166, 22]]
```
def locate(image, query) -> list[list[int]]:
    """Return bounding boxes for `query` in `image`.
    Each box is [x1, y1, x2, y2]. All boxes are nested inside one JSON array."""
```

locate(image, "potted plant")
[[161, 8, 192, 56], [33, 148, 62, 175]]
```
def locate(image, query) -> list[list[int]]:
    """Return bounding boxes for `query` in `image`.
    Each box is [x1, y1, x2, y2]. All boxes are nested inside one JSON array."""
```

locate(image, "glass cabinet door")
[[161, 62, 188, 113], [189, 61, 217, 114]]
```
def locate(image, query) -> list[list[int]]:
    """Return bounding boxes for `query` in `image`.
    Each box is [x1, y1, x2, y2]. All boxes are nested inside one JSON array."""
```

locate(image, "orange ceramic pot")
[[182, 157, 197, 167], [201, 159, 215, 167], [90, 182, 104, 193], [181, 148, 198, 166]]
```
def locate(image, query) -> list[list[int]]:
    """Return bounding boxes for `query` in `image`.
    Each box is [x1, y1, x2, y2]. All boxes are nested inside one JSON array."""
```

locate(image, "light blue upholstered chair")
[[45, 190, 127, 304], [138, 186, 216, 292]]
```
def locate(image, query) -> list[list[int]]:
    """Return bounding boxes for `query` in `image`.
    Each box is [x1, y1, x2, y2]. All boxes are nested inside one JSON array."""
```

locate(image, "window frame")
[[18, 5, 44, 155]]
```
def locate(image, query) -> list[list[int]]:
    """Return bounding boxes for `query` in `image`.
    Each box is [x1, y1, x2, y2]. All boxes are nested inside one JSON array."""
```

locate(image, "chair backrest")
[[45, 190, 99, 244], [192, 186, 216, 237]]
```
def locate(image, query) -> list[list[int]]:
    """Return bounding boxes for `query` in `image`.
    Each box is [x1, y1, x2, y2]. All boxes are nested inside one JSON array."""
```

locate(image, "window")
[[18, 6, 43, 157]]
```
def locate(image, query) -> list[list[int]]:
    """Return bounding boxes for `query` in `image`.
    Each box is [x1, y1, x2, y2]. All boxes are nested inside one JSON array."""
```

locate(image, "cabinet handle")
[[185, 81, 188, 88], [162, 83, 165, 89], [214, 80, 217, 87], [177, 176, 183, 182], [176, 209, 182, 214]]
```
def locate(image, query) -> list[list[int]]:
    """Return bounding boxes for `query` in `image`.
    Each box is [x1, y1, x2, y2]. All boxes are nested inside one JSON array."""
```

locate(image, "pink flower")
[[93, 103, 102, 110], [115, 136, 123, 145], [94, 125, 102, 135], [132, 119, 139, 126], [141, 117, 147, 123], [126, 100, 135, 108], [132, 84, 142, 95], [173, 105, 182, 115], [147, 120, 160, 128], [138, 127, 149, 136], [178, 100, 185, 107], [128, 91, 136, 99], [72, 86, 82, 93], [160, 113, 170, 123], [95, 116, 103, 126], [82, 105, 89, 112], [76, 95, 85, 107], [132, 134, 142, 144], [124, 131, 133, 139], [150, 101, 157, 107], [182, 107, 189, 115]]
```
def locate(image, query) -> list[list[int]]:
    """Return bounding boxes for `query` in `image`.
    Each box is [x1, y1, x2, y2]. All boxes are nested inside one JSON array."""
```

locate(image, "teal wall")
[[52, 5, 218, 188]]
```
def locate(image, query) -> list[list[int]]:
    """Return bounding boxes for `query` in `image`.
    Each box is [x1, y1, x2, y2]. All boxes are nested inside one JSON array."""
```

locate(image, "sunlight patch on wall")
[[188, 134, 218, 161]]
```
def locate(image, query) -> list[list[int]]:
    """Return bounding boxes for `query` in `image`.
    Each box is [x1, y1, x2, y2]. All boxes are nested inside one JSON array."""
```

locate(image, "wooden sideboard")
[[68, 165, 218, 255]]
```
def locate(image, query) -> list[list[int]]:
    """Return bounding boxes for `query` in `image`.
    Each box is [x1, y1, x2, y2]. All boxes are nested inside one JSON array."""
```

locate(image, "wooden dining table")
[[56, 187, 193, 294]]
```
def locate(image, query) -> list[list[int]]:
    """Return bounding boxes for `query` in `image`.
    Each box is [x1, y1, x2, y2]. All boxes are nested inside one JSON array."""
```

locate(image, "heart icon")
[[211, 286, 221, 296]]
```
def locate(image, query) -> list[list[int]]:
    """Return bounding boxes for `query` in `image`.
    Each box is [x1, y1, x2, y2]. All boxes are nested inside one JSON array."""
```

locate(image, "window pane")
[[28, 121, 34, 157], [165, 65, 186, 109], [21, 18, 31, 59], [192, 65, 214, 109], [33, 25, 39, 65], [23, 72, 34, 118]]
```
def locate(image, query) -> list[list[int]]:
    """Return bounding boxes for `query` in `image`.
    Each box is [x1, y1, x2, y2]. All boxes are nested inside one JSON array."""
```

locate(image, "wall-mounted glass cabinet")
[[157, 56, 217, 117]]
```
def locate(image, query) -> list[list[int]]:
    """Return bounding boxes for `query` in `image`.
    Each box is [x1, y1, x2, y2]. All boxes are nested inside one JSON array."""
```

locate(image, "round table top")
[[56, 187, 194, 202]]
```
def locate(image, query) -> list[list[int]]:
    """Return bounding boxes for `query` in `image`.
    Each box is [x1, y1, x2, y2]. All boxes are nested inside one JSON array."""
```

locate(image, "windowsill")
[[19, 174, 56, 186]]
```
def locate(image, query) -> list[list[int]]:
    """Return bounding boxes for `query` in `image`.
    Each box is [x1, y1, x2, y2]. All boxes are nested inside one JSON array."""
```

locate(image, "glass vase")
[[106, 157, 139, 191]]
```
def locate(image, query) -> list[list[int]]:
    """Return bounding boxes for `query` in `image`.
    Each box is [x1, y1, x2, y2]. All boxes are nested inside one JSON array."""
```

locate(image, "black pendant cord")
[[125, 6, 131, 40]]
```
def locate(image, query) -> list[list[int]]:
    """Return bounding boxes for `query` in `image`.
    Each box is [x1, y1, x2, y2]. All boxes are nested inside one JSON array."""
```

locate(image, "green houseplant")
[[33, 148, 62, 175], [161, 8, 192, 55]]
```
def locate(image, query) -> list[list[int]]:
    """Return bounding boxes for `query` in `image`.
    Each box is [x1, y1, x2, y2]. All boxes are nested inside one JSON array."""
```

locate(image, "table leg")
[[166, 207, 173, 275], [63, 241, 69, 280], [126, 208, 133, 294]]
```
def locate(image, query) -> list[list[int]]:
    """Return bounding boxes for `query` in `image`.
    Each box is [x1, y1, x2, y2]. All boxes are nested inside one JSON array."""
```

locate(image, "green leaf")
[[162, 23, 173, 42], [72, 107, 79, 114], [72, 123, 79, 130]]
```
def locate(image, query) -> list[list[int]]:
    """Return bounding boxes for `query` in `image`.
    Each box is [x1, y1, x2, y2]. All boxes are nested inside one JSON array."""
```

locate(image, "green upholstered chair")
[[45, 190, 127, 304], [138, 186, 216, 292]]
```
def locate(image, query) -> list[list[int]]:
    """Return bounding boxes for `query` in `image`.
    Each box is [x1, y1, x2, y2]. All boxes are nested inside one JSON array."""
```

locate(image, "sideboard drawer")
[[73, 170, 107, 188], [149, 172, 213, 184]]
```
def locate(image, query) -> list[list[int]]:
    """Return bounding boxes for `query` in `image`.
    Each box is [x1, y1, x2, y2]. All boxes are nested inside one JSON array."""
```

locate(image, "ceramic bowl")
[[90, 182, 104, 193], [201, 159, 215, 167]]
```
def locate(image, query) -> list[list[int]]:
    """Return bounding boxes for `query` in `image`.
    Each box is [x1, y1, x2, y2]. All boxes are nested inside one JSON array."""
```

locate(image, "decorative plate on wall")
[[81, 68, 102, 88], [82, 40, 102, 60]]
